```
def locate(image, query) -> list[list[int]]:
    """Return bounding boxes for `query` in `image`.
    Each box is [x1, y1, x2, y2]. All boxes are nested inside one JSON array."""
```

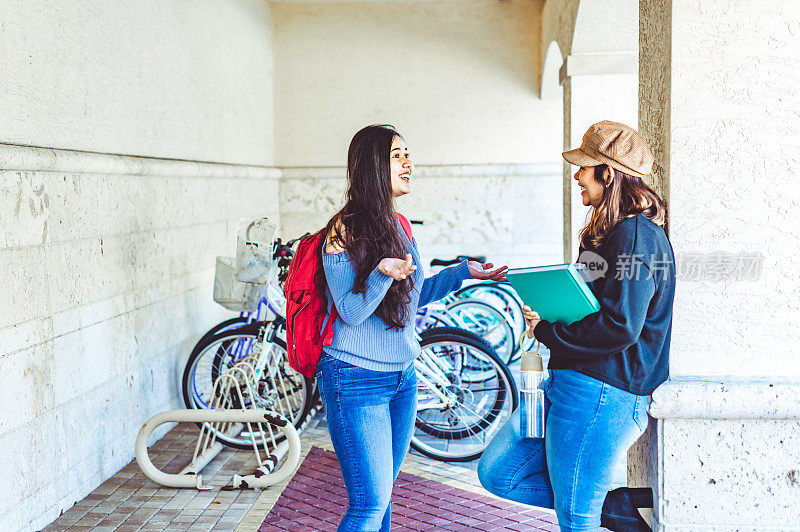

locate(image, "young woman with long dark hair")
[[478, 121, 675, 532], [316, 124, 507, 531]]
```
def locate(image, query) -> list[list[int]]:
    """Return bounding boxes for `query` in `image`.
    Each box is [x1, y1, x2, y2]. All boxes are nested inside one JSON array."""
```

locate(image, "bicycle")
[[181, 236, 312, 450], [186, 318, 517, 460], [411, 326, 517, 461], [183, 226, 519, 461], [420, 257, 522, 364], [454, 280, 533, 363]]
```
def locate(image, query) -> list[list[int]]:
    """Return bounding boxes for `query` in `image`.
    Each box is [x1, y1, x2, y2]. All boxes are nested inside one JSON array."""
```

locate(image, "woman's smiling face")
[[390, 136, 413, 198], [573, 165, 607, 207]]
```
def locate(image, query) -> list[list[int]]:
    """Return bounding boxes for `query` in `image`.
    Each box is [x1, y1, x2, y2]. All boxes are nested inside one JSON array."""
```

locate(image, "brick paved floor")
[[42, 407, 599, 532], [41, 422, 263, 532], [259, 447, 559, 532]]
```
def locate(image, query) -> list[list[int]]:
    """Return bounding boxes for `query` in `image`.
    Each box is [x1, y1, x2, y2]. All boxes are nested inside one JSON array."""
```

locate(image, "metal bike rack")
[[135, 354, 302, 490], [135, 409, 300, 489]]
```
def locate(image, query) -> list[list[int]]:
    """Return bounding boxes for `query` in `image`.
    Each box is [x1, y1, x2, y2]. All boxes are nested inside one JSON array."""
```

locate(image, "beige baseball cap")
[[562, 121, 654, 178]]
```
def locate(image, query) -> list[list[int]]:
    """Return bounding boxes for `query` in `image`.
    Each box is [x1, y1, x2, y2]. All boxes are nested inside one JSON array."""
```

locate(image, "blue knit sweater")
[[322, 225, 472, 371]]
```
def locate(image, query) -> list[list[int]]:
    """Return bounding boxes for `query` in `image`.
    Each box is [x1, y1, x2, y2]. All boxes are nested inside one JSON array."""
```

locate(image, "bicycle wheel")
[[182, 318, 250, 404], [455, 282, 530, 362], [416, 302, 459, 331], [411, 327, 518, 462], [181, 322, 313, 449], [443, 298, 516, 364]]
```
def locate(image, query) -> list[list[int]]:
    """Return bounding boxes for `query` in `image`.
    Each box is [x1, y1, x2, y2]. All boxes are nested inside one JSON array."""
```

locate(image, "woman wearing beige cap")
[[479, 121, 675, 532]]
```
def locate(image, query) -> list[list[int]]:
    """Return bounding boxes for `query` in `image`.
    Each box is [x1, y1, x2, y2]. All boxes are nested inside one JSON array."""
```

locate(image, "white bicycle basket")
[[213, 256, 267, 312], [235, 217, 279, 284]]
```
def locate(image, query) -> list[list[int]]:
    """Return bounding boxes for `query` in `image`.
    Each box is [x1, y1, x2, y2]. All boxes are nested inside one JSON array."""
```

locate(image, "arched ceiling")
[[541, 0, 638, 85]]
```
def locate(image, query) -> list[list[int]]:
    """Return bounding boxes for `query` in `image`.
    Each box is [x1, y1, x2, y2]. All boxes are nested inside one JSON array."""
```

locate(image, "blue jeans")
[[478, 369, 648, 532], [316, 353, 417, 532]]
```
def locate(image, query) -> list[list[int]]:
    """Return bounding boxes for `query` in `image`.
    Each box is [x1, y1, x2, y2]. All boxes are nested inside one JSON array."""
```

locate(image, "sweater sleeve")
[[323, 252, 393, 327], [419, 260, 472, 308], [533, 220, 656, 359]]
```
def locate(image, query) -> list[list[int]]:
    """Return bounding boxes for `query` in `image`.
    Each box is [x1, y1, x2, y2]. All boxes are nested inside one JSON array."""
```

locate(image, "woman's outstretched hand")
[[468, 261, 509, 282], [522, 305, 542, 338], [379, 254, 417, 281]]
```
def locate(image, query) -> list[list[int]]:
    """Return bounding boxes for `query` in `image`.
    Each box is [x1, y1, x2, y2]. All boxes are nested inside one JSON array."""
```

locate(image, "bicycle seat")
[[430, 255, 486, 267]]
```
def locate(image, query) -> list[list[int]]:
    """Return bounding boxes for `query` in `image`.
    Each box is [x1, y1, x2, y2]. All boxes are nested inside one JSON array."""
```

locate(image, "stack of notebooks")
[[506, 263, 600, 324]]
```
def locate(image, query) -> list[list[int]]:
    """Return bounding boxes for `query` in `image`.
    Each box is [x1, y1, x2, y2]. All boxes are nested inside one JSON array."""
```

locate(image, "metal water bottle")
[[519, 335, 546, 438]]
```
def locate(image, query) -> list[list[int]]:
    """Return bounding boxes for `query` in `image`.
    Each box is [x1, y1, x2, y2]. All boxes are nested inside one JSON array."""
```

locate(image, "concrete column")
[[560, 56, 638, 261], [635, 0, 800, 529]]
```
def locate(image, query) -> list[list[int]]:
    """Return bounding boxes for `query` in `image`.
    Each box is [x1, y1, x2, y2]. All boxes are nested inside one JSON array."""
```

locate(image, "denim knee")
[[478, 454, 509, 497]]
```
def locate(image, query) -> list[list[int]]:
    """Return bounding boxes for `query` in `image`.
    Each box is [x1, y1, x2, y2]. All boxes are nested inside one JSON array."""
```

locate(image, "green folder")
[[506, 263, 600, 325]]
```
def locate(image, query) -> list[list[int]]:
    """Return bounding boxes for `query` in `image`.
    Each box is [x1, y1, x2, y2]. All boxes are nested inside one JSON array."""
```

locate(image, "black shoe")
[[600, 487, 652, 532]]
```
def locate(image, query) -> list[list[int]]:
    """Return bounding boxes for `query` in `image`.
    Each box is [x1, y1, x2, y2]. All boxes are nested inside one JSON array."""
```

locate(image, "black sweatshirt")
[[534, 214, 676, 395]]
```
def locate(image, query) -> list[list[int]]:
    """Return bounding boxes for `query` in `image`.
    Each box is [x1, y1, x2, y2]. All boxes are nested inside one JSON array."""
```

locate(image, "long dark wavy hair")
[[314, 124, 414, 330], [579, 164, 668, 250]]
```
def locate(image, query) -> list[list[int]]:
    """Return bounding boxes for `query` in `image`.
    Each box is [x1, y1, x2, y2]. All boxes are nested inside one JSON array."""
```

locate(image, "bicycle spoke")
[[183, 325, 310, 450], [462, 386, 503, 393]]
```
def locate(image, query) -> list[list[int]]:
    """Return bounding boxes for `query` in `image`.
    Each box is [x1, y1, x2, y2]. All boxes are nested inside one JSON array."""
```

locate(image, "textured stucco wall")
[[0, 2, 277, 529], [638, 0, 670, 202], [637, 0, 800, 529], [642, 0, 800, 379], [0, 0, 275, 166], [272, 0, 561, 166], [279, 165, 564, 269], [660, 418, 800, 528]]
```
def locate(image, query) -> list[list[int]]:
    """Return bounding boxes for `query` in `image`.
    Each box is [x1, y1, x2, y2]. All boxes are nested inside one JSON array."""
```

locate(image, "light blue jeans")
[[316, 353, 417, 532], [478, 368, 648, 531]]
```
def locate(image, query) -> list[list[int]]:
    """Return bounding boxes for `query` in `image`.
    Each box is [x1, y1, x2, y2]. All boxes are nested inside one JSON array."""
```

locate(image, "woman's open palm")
[[379, 254, 417, 281], [468, 261, 508, 282]]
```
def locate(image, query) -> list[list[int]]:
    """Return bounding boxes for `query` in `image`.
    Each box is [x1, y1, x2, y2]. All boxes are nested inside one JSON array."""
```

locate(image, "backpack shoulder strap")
[[395, 212, 413, 242], [316, 227, 339, 346]]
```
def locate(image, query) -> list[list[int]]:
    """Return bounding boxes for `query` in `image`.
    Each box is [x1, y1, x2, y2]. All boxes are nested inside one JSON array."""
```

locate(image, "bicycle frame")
[[414, 341, 460, 411], [217, 288, 493, 416], [203, 247, 508, 425]]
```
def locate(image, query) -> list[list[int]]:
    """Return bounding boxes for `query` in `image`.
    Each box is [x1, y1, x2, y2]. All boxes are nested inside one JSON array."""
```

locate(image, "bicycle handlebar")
[[430, 255, 486, 267], [273, 234, 311, 260]]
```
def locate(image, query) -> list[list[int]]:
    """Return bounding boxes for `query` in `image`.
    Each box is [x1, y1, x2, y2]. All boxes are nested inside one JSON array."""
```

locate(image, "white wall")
[[272, 0, 561, 166], [0, 2, 278, 530], [1, 2, 568, 529], [280, 164, 564, 269], [0, 0, 275, 166], [557, 0, 639, 261], [272, 0, 564, 267]]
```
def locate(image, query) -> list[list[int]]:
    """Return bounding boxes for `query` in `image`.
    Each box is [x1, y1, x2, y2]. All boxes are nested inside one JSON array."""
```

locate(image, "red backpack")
[[284, 213, 413, 378]]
